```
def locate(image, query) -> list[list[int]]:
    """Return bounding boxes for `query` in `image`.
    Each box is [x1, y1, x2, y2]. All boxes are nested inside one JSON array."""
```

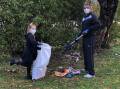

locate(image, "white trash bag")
[[32, 66, 47, 80], [32, 43, 52, 80]]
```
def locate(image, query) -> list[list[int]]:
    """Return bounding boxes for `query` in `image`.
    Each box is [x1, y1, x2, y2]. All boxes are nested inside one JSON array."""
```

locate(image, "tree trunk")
[[97, 0, 118, 49]]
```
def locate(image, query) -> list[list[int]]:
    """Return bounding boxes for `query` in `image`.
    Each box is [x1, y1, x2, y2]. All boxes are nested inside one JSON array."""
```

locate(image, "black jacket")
[[21, 33, 40, 67], [81, 12, 100, 37]]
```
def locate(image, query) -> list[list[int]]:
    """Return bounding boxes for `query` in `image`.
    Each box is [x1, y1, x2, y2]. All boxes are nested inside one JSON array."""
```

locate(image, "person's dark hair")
[[84, 2, 93, 10]]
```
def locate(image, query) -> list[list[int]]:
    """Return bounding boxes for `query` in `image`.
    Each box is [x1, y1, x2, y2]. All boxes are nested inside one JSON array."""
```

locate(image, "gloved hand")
[[82, 29, 89, 35], [37, 41, 42, 50], [37, 41, 42, 45], [37, 46, 41, 50]]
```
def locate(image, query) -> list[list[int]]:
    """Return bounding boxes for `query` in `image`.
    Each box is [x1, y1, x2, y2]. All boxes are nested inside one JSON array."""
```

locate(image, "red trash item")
[[54, 69, 70, 77]]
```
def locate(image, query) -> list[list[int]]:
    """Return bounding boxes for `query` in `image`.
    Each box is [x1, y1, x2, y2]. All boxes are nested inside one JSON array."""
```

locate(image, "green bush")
[[0, 0, 84, 56]]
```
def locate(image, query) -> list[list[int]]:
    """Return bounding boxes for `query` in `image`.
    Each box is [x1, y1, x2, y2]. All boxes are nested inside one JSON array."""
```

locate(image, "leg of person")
[[83, 36, 95, 78], [26, 66, 32, 79], [83, 37, 93, 73], [83, 40, 89, 73], [10, 57, 32, 80]]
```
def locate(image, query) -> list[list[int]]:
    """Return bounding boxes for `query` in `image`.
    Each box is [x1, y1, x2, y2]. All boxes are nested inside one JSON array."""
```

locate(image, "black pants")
[[83, 36, 95, 75], [17, 62, 32, 77], [27, 66, 32, 77], [20, 63, 32, 77]]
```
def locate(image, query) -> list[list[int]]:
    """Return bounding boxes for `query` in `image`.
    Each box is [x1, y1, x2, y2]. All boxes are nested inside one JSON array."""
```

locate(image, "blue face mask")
[[30, 29, 36, 35], [84, 8, 91, 14]]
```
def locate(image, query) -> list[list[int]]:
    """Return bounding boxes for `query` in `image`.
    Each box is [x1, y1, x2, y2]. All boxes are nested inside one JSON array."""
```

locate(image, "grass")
[[0, 44, 120, 89]]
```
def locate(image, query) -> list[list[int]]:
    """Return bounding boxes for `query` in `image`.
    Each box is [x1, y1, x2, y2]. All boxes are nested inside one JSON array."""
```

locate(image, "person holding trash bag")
[[10, 22, 41, 79], [65, 3, 100, 78]]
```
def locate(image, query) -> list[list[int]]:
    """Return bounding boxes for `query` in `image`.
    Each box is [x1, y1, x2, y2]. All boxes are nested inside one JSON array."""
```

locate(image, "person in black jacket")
[[10, 22, 41, 79], [65, 3, 100, 78], [80, 3, 100, 78]]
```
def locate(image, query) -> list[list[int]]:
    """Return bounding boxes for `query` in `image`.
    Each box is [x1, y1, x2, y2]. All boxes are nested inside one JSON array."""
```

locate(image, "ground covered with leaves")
[[0, 43, 120, 89]]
